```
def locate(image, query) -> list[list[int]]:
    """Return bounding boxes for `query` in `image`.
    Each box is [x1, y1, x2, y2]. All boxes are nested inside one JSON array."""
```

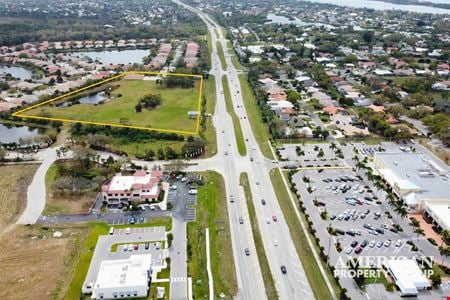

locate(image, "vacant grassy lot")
[[43, 162, 97, 215], [238, 74, 273, 158], [269, 169, 340, 299], [222, 76, 247, 156], [187, 171, 237, 299], [0, 225, 85, 300], [0, 164, 39, 230], [25, 78, 200, 133], [203, 75, 217, 157], [240, 173, 278, 299]]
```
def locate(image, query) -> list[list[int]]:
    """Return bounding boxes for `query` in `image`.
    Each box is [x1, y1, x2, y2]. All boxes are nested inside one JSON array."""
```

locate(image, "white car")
[[369, 240, 376, 248], [273, 240, 278, 246], [395, 239, 402, 247], [170, 185, 177, 190], [345, 247, 353, 254], [125, 227, 131, 234]]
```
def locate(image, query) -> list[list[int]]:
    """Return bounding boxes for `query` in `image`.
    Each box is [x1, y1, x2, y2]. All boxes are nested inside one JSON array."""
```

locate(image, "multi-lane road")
[[174, 1, 315, 299]]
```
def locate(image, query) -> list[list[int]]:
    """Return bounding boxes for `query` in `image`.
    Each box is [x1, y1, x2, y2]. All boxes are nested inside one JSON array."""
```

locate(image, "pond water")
[[58, 91, 107, 107], [68, 49, 151, 65], [0, 65, 33, 80], [306, 0, 450, 14], [0, 124, 42, 144]]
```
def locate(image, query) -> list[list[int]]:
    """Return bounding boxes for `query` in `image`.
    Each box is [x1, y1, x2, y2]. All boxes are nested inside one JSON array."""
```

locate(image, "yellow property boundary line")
[[12, 71, 204, 135]]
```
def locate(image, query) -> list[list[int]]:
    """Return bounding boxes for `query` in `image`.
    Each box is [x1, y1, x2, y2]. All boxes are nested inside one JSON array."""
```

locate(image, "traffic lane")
[[250, 170, 314, 299]]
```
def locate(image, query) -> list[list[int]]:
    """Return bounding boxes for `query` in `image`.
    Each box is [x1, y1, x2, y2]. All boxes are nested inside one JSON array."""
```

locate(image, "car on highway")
[[272, 215, 278, 222], [245, 248, 250, 256], [280, 265, 287, 274], [256, 181, 259, 185], [273, 240, 278, 246], [225, 151, 228, 156], [239, 217, 243, 224], [261, 199, 266, 205], [230, 195, 235, 203]]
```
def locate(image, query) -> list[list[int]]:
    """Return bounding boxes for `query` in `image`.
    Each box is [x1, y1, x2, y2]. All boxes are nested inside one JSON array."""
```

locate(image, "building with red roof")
[[101, 170, 162, 206]]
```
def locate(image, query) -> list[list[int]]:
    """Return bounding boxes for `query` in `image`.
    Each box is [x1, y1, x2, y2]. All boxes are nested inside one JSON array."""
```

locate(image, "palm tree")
[[440, 230, 449, 248], [438, 246, 450, 265], [410, 218, 420, 229]]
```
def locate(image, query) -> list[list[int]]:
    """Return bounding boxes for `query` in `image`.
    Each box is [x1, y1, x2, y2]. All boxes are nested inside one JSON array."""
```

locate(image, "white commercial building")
[[384, 259, 431, 296], [373, 152, 450, 211], [91, 255, 152, 299]]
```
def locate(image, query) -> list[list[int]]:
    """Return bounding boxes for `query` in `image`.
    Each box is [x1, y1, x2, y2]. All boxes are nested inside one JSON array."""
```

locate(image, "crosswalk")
[[171, 277, 187, 282]]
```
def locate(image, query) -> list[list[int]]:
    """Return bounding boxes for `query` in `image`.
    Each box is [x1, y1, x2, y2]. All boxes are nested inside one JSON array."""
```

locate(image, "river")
[[305, 0, 450, 14]]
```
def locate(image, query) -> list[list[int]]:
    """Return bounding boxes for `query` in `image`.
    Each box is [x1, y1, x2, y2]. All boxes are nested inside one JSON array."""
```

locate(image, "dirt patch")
[[0, 225, 86, 300], [0, 164, 39, 231], [45, 191, 97, 215]]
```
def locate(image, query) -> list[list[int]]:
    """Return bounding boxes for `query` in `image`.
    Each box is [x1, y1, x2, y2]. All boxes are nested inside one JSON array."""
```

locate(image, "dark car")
[[330, 215, 336, 220], [355, 246, 363, 254], [245, 248, 250, 256], [375, 228, 385, 234], [346, 230, 355, 236], [350, 241, 358, 248], [145, 242, 150, 250], [261, 199, 266, 205], [281, 265, 287, 274], [361, 240, 368, 248]]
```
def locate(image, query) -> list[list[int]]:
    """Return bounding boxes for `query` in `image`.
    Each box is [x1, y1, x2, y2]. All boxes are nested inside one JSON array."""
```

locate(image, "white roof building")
[[92, 255, 152, 299], [384, 259, 431, 296], [373, 152, 450, 211], [425, 203, 450, 231]]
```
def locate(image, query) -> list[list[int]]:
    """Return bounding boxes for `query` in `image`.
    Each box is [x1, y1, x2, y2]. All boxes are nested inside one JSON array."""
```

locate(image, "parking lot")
[[278, 143, 344, 167], [167, 176, 198, 222], [292, 168, 415, 259]]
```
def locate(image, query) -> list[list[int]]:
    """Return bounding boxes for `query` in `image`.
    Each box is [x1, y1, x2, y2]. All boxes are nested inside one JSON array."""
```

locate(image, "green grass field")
[[216, 41, 227, 71], [25, 78, 200, 133], [187, 171, 237, 299]]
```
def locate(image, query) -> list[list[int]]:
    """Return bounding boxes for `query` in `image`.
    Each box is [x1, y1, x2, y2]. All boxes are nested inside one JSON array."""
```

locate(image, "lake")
[[58, 91, 107, 107], [68, 49, 151, 65], [0, 65, 33, 80], [0, 124, 42, 144], [306, 0, 450, 14]]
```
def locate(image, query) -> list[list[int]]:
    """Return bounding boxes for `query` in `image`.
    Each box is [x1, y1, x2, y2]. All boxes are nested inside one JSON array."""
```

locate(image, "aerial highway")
[[174, 1, 315, 299]]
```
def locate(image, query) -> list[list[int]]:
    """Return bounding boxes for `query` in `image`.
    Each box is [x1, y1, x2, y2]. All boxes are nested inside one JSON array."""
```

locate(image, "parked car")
[[109, 227, 115, 235], [361, 240, 368, 248], [350, 241, 358, 248], [345, 247, 353, 254], [125, 227, 131, 234], [369, 240, 375, 248], [330, 215, 336, 220], [395, 239, 402, 247], [127, 244, 133, 251], [376, 241, 383, 248], [134, 244, 139, 250], [145, 242, 150, 250], [129, 217, 136, 224], [384, 239, 392, 247], [375, 228, 384, 234], [355, 246, 363, 254]]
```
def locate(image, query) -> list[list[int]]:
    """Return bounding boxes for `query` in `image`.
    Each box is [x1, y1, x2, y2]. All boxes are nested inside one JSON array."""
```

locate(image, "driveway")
[[16, 147, 57, 224]]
